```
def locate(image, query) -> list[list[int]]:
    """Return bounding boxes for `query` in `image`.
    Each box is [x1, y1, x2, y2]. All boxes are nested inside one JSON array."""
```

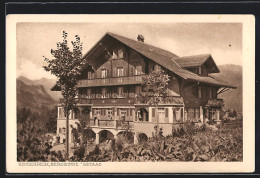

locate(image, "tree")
[[17, 117, 64, 161], [137, 67, 170, 136], [43, 31, 85, 159]]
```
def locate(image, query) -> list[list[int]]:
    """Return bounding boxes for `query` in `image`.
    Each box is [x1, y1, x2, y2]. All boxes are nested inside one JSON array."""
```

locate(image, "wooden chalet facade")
[[52, 32, 236, 144]]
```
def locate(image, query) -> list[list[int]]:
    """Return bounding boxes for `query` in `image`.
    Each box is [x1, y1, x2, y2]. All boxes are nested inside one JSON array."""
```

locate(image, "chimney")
[[137, 34, 144, 42]]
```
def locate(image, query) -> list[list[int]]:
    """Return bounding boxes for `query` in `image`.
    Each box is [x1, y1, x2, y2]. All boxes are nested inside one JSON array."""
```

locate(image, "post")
[[66, 110, 70, 159], [155, 106, 159, 135], [134, 133, 138, 144], [90, 108, 92, 119], [200, 106, 204, 123], [96, 133, 99, 144]]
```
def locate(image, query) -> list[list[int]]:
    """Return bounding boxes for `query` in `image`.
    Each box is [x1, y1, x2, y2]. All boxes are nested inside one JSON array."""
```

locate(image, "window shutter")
[[127, 109, 129, 116], [131, 66, 134, 76], [130, 109, 132, 116], [165, 108, 168, 117], [107, 69, 110, 77], [152, 108, 155, 117], [113, 68, 117, 77], [112, 107, 115, 116], [59, 128, 61, 133], [124, 68, 127, 76], [117, 108, 120, 116]]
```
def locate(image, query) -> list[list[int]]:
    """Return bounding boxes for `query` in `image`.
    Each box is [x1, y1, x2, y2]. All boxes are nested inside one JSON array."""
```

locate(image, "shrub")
[[17, 118, 64, 161]]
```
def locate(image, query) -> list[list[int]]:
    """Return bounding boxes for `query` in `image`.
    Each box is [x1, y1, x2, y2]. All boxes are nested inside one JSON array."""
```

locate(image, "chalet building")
[[52, 32, 236, 144]]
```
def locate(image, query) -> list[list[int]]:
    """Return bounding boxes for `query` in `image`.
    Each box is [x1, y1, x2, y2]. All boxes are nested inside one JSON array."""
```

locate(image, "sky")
[[16, 22, 242, 80]]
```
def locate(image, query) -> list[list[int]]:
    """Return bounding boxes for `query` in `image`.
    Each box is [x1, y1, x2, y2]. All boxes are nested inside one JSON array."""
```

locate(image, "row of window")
[[197, 86, 217, 99], [79, 86, 142, 98], [93, 108, 133, 117], [87, 65, 143, 79], [185, 108, 217, 120]]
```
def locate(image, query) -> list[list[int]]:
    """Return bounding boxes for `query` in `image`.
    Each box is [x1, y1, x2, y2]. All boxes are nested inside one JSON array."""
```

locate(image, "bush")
[[17, 118, 64, 161], [71, 122, 242, 162]]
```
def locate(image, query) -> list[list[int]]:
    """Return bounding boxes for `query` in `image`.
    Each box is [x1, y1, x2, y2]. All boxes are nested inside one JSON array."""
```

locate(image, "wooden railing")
[[77, 75, 148, 87], [88, 119, 134, 129], [59, 95, 183, 104]]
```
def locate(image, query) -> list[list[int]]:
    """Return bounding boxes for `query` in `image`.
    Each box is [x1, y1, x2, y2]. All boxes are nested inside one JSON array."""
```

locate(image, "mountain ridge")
[[17, 76, 61, 101]]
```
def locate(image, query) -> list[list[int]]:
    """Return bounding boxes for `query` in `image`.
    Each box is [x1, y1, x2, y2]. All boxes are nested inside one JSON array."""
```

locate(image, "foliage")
[[43, 31, 85, 116], [137, 68, 170, 106], [70, 117, 93, 146], [70, 122, 242, 162], [137, 68, 170, 135], [43, 31, 86, 158], [17, 118, 65, 161], [17, 106, 57, 133]]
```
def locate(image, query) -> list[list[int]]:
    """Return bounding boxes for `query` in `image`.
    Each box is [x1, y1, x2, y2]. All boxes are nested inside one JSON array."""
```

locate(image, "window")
[[158, 108, 165, 123], [101, 69, 107, 78], [87, 88, 91, 98], [95, 109, 101, 115], [209, 108, 216, 120], [135, 65, 142, 75], [152, 108, 155, 117], [187, 108, 195, 120], [118, 49, 124, 58], [198, 86, 202, 98], [135, 86, 142, 95], [58, 107, 63, 119], [118, 86, 123, 97], [101, 88, 106, 98], [117, 67, 124, 77], [107, 108, 113, 116], [153, 64, 161, 71], [112, 52, 117, 59], [120, 109, 127, 117], [87, 71, 92, 79]]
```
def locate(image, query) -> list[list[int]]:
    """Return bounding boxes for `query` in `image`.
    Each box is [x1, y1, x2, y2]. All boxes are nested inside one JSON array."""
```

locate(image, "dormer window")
[[112, 52, 117, 59]]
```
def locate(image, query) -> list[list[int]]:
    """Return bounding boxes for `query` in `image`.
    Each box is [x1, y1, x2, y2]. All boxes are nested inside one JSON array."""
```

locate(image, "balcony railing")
[[59, 95, 183, 105], [206, 98, 224, 107], [88, 119, 134, 129], [77, 75, 148, 87]]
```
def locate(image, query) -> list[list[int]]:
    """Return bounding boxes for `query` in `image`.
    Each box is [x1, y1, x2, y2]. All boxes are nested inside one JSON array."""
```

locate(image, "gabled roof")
[[105, 32, 234, 88], [107, 32, 179, 59], [51, 32, 236, 91], [172, 54, 220, 73]]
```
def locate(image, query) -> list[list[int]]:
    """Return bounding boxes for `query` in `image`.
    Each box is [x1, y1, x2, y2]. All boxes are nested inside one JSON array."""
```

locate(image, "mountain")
[[17, 79, 56, 112], [210, 64, 242, 112], [17, 76, 62, 101]]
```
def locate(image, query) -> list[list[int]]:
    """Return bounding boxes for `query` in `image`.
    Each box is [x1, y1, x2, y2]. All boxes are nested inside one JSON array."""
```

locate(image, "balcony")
[[205, 98, 224, 107], [88, 119, 134, 130], [59, 95, 183, 105], [77, 75, 148, 87]]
